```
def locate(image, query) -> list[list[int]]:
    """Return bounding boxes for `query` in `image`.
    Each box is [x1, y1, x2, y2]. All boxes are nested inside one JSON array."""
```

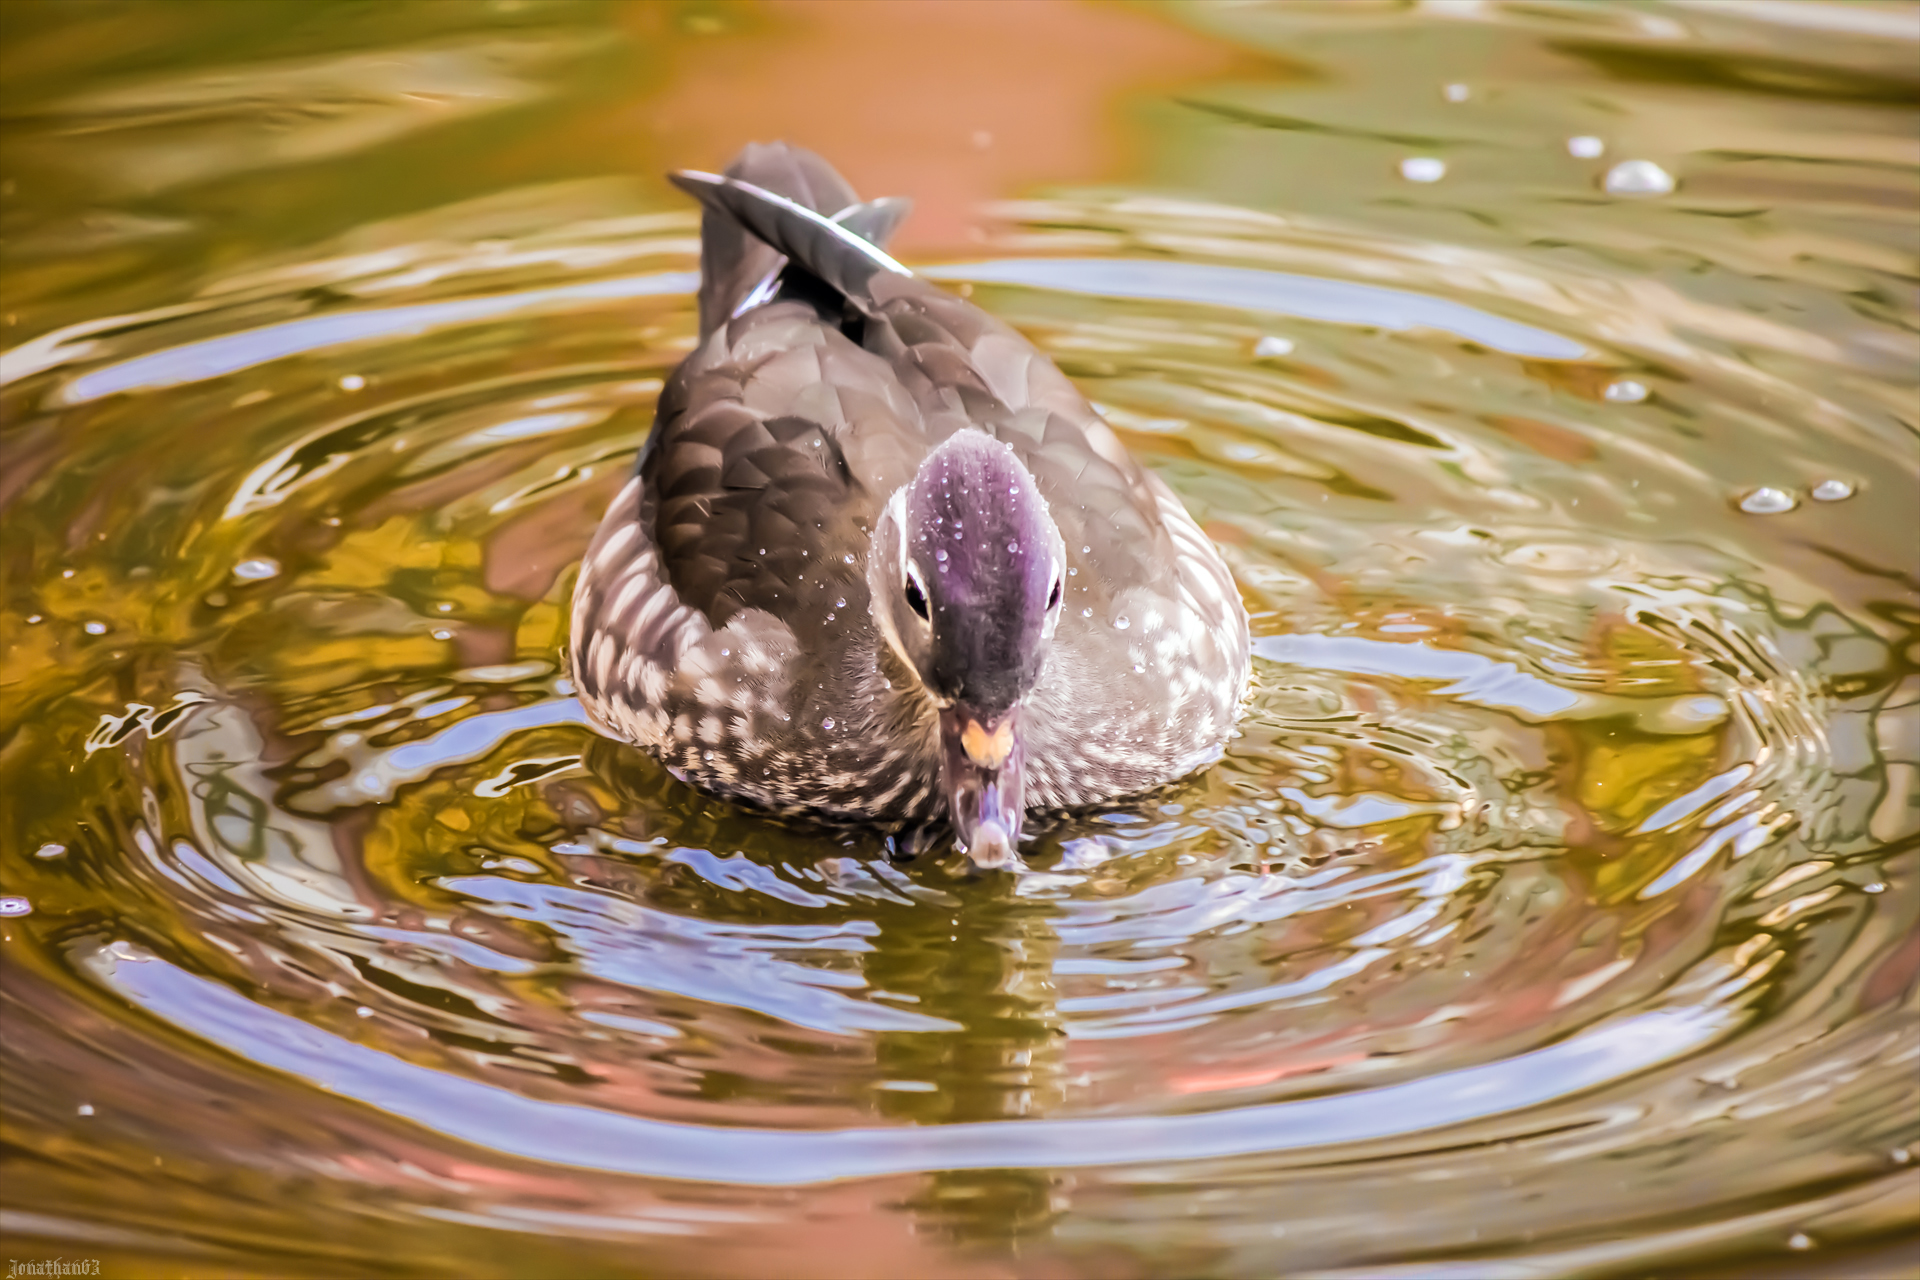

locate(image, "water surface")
[[3, 2, 1917, 1276]]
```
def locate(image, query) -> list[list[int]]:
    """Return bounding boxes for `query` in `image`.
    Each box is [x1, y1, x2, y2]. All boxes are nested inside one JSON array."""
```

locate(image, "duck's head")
[[868, 430, 1066, 868]]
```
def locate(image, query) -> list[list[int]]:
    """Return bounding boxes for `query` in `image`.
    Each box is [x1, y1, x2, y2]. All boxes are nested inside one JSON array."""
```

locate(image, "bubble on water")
[[1114, 615, 1130, 630], [1672, 696, 1731, 725], [822, 717, 835, 731], [83, 621, 107, 635], [338, 374, 366, 391], [1400, 157, 1447, 183], [1604, 379, 1649, 403], [1567, 135, 1605, 159], [0, 897, 31, 917], [1738, 487, 1798, 515], [1604, 160, 1675, 196], [35, 843, 66, 859], [77, 1104, 94, 1116], [232, 557, 280, 581], [1787, 1233, 1813, 1251], [1443, 83, 1469, 102], [1810, 479, 1855, 502], [1254, 335, 1294, 358]]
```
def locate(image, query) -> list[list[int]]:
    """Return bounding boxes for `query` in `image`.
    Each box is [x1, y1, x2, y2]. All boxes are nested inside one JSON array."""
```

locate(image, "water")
[[3, 2, 1916, 1275]]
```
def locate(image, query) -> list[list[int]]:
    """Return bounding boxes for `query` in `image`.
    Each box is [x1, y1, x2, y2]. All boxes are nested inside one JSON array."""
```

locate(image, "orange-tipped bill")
[[939, 705, 1025, 869]]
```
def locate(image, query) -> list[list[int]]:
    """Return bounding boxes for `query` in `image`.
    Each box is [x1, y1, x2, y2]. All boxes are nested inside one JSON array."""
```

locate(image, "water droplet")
[[233, 557, 280, 581], [61, 568, 74, 578], [1863, 881, 1887, 894], [432, 628, 454, 640], [1254, 335, 1294, 358], [338, 374, 366, 392], [1081, 545, 1091, 554], [0, 897, 31, 917], [1114, 616, 1131, 630], [83, 621, 107, 636], [835, 597, 847, 609], [1604, 379, 1649, 403], [356, 1006, 373, 1017], [1893, 1147, 1911, 1163], [35, 843, 66, 859], [1081, 608, 1092, 618], [1788, 1233, 1813, 1251], [1067, 567, 1077, 576], [1738, 487, 1797, 515], [77, 1103, 95, 1116], [719, 647, 730, 657], [758, 548, 767, 556], [843, 553, 855, 564], [703, 750, 713, 762], [936, 548, 948, 561], [1008, 541, 1020, 554], [26, 614, 42, 624], [1133, 663, 1145, 674], [953, 530, 963, 541], [1443, 83, 1469, 102], [1810, 479, 1855, 502], [1399, 156, 1447, 183], [822, 717, 835, 730], [1567, 135, 1605, 159], [1603, 159, 1675, 196], [825, 612, 836, 621], [204, 591, 229, 608]]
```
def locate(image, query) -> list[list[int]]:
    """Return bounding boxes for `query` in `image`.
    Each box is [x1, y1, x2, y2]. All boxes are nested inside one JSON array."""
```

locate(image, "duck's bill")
[[939, 705, 1026, 869]]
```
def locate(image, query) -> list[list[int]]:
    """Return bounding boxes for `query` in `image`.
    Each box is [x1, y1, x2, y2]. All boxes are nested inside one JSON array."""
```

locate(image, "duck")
[[570, 143, 1249, 868]]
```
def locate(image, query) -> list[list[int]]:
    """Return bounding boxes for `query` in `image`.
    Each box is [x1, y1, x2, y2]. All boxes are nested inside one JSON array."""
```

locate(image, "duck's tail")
[[681, 142, 912, 337]]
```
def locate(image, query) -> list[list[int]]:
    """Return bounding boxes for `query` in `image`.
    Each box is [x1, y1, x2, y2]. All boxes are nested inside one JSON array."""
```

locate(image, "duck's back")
[[572, 144, 1248, 822]]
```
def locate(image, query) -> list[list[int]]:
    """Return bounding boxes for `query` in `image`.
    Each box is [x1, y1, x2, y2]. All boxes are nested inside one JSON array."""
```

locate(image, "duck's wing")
[[684, 144, 913, 338], [673, 169, 913, 319]]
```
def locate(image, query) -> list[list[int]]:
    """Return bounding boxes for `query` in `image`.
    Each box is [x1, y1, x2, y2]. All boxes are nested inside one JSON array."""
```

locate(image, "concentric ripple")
[[3, 3, 1916, 1276]]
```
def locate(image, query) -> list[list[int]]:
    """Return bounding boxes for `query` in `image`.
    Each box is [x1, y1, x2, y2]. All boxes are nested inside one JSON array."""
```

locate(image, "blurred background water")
[[2, 1, 1917, 1276]]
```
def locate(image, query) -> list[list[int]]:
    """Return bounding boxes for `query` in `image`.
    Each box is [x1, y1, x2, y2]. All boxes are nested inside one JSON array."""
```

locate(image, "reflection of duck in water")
[[571, 143, 1249, 867]]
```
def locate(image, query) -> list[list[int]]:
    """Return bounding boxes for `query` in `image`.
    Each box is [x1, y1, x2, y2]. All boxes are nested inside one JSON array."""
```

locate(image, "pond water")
[[3, 2, 1917, 1276]]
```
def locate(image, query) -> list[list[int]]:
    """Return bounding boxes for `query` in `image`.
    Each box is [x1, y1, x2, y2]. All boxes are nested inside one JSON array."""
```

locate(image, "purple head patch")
[[903, 430, 1064, 715]]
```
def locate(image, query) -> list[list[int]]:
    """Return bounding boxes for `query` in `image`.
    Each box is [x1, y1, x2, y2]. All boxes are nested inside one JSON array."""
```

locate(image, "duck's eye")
[[904, 566, 931, 621], [1047, 575, 1062, 611]]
